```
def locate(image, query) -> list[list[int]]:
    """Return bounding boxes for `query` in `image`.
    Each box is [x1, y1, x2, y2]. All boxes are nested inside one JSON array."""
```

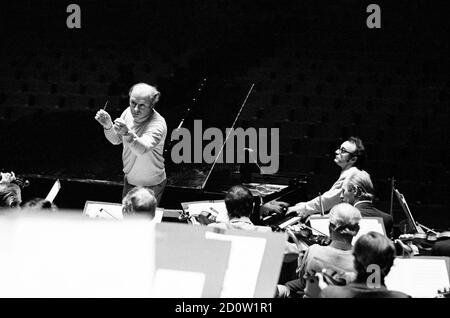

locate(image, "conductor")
[[95, 83, 167, 204]]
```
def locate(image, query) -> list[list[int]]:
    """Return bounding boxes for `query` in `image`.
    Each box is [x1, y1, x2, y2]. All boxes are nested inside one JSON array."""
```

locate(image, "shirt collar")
[[354, 200, 372, 207], [330, 240, 353, 251]]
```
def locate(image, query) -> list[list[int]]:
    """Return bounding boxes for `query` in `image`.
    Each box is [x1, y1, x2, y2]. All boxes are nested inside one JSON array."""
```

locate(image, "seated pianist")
[[284, 137, 366, 219]]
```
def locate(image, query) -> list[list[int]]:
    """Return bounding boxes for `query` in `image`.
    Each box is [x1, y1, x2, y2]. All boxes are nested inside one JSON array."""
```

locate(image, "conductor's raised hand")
[[95, 109, 113, 129], [113, 118, 130, 136]]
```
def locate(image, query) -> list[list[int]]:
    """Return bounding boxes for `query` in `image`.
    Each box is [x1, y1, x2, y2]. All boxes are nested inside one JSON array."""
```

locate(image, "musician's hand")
[[285, 227, 300, 245], [286, 205, 299, 214], [0, 171, 16, 183], [287, 203, 309, 220], [436, 287, 450, 298], [95, 109, 113, 129], [305, 271, 328, 298], [113, 118, 130, 136], [260, 200, 289, 216]]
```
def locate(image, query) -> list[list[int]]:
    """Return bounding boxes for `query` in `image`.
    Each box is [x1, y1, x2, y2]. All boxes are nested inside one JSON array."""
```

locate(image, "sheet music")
[[309, 217, 385, 245], [385, 258, 450, 298], [154, 208, 164, 223], [151, 268, 205, 298], [0, 214, 155, 297], [45, 179, 61, 203], [84, 202, 124, 220], [185, 201, 229, 223], [205, 232, 266, 298], [352, 218, 385, 244]]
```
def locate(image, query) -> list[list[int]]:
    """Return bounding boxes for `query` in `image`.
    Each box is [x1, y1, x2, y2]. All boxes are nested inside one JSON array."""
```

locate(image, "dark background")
[[0, 1, 449, 230]]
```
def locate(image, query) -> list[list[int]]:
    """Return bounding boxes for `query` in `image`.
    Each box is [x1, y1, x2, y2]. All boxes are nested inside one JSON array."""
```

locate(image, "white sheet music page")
[[154, 208, 164, 223], [352, 218, 385, 244], [151, 268, 205, 298], [0, 214, 155, 297], [186, 201, 229, 223], [45, 179, 61, 203], [385, 258, 450, 298], [205, 232, 266, 298], [84, 202, 124, 220]]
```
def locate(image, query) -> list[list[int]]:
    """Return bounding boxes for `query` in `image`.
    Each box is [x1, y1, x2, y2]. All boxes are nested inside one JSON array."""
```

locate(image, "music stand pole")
[[389, 177, 395, 238]]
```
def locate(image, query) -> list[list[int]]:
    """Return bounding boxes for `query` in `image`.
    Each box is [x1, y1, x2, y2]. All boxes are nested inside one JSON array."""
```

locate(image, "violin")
[[303, 257, 354, 297], [399, 230, 450, 244], [274, 222, 331, 247]]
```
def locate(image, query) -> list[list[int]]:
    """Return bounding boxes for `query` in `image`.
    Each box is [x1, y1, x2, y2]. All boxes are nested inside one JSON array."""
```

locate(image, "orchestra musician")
[[208, 185, 272, 232], [206, 185, 303, 262], [122, 186, 157, 220], [95, 83, 167, 204], [340, 169, 393, 235], [286, 137, 366, 219], [320, 231, 411, 298], [22, 198, 58, 212], [275, 203, 361, 298], [432, 239, 450, 257], [0, 182, 22, 210]]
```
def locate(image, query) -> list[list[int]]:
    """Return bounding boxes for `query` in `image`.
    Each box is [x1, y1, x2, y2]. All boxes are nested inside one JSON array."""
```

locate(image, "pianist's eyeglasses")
[[337, 147, 355, 155]]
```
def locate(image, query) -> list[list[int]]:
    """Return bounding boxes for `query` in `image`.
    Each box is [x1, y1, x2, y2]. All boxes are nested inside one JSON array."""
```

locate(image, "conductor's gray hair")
[[129, 83, 161, 106]]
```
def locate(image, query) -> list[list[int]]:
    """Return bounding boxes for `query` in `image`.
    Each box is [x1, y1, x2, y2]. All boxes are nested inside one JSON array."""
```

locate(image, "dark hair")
[[0, 183, 22, 208], [224, 185, 254, 219], [353, 231, 395, 283], [347, 136, 366, 169], [22, 198, 58, 211]]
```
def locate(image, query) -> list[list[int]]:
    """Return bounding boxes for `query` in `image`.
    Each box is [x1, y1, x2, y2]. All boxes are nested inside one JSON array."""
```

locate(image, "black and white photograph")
[[0, 0, 449, 304]]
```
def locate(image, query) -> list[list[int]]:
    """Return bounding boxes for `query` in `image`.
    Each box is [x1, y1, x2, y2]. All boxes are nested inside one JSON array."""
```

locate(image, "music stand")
[[385, 256, 450, 298], [83, 200, 123, 220], [394, 188, 425, 234], [308, 215, 386, 245]]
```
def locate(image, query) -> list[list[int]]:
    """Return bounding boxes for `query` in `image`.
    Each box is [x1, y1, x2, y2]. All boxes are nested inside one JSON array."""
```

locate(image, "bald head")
[[128, 83, 161, 122], [329, 203, 361, 236]]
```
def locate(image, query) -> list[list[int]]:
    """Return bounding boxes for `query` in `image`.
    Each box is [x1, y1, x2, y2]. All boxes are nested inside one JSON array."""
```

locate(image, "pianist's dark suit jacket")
[[354, 201, 393, 236]]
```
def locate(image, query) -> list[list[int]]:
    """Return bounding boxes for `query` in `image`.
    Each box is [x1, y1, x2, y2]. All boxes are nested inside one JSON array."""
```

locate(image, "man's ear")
[[152, 92, 161, 105], [353, 186, 362, 197], [349, 156, 358, 165]]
